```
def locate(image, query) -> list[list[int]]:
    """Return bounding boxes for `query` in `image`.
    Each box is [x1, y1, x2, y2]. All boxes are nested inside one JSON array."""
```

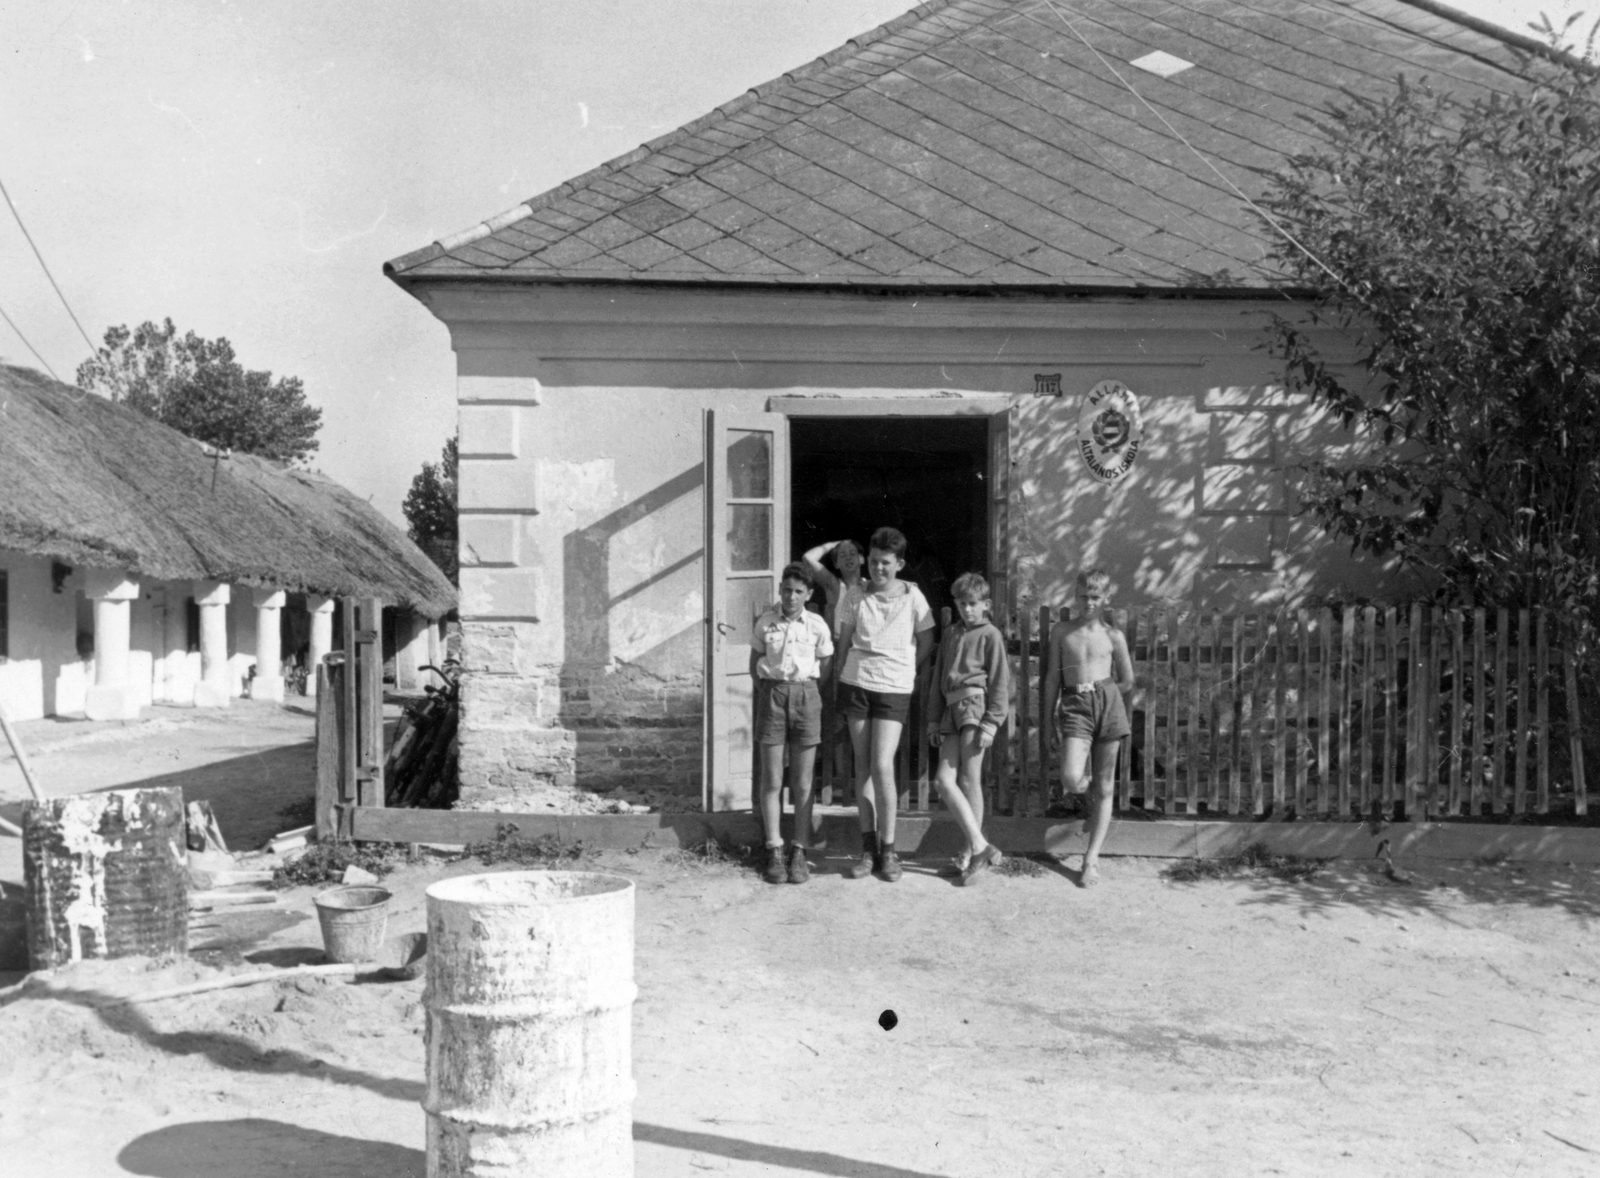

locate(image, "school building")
[[384, 0, 1538, 812]]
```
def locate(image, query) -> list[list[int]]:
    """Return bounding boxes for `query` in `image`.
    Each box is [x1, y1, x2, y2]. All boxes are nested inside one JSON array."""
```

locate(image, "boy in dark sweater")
[[925, 572, 1009, 885]]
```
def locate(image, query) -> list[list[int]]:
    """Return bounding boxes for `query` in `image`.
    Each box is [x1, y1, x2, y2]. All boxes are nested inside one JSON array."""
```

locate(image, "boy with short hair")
[[750, 562, 834, 884], [1043, 569, 1135, 888], [835, 526, 935, 882], [925, 572, 1009, 885]]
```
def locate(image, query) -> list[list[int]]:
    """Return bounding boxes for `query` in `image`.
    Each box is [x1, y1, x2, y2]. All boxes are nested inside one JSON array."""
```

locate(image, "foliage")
[[460, 824, 589, 867], [1163, 843, 1327, 884], [1262, 29, 1600, 644], [271, 839, 419, 887], [76, 318, 322, 464], [403, 437, 458, 583]]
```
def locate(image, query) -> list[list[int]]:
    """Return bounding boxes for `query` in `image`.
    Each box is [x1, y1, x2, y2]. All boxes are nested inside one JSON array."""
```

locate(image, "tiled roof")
[[386, 0, 1542, 292]]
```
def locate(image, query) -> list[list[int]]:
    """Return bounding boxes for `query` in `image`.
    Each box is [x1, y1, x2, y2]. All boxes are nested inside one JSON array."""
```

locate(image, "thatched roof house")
[[0, 364, 455, 617]]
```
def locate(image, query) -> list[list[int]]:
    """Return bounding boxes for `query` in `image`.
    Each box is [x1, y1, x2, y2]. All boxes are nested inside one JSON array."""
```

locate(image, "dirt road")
[[2, 846, 1597, 1177]]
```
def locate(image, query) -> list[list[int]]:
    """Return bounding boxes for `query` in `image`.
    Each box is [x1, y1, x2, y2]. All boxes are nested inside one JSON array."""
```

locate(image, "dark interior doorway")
[[790, 416, 989, 625]]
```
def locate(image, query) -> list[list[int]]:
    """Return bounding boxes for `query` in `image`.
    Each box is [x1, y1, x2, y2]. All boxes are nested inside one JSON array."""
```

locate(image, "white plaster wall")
[[0, 552, 83, 719]]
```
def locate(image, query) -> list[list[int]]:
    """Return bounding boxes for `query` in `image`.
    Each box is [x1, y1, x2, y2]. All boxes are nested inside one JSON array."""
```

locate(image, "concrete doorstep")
[[349, 807, 1600, 866]]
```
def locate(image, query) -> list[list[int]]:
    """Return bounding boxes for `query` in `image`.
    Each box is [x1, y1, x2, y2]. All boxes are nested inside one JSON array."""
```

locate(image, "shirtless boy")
[[1043, 569, 1134, 887]]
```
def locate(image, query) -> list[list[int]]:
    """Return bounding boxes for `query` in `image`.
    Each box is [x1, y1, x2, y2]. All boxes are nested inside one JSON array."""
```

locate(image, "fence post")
[[1564, 620, 1587, 816], [314, 658, 342, 842]]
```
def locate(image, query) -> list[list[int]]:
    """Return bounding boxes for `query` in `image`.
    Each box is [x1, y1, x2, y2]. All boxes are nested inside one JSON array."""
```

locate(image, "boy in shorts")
[[1044, 569, 1134, 888], [750, 563, 834, 884], [835, 526, 935, 882], [925, 572, 1008, 885]]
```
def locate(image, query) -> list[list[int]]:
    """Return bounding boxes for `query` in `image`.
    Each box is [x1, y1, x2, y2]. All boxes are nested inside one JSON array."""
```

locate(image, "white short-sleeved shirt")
[[839, 582, 934, 694], [831, 580, 868, 638], [752, 607, 834, 682]]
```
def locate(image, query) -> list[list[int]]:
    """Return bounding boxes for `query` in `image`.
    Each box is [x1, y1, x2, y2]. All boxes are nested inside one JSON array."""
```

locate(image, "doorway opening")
[[789, 416, 990, 624]]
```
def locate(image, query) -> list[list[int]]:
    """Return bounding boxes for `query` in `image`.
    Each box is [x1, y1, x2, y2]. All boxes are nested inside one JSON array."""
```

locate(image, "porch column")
[[250, 588, 287, 701], [83, 569, 142, 721], [305, 595, 335, 696], [394, 608, 428, 690], [192, 580, 232, 709]]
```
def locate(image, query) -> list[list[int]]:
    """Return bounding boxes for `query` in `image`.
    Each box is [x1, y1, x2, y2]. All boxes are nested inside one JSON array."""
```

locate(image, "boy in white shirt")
[[750, 563, 834, 884], [834, 526, 935, 882]]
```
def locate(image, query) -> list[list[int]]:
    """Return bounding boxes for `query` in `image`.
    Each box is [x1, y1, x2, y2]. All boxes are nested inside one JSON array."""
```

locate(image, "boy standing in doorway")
[[751, 563, 834, 884], [835, 527, 935, 881], [1044, 569, 1134, 888], [926, 572, 1008, 885]]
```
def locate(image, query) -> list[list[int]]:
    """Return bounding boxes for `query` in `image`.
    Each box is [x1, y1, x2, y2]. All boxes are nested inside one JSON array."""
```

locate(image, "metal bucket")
[[313, 885, 392, 963], [424, 871, 636, 1178], [24, 786, 188, 970]]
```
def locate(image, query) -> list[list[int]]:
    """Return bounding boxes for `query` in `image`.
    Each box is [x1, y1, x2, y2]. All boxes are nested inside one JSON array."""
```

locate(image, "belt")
[[1063, 677, 1109, 695]]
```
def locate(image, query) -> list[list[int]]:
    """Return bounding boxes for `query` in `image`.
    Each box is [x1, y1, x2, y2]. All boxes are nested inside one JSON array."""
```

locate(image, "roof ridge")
[[1392, 0, 1593, 68], [387, 0, 972, 274]]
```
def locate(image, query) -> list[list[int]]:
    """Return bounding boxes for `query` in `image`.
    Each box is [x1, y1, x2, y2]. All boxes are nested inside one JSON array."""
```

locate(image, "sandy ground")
[[2, 705, 1600, 1176]]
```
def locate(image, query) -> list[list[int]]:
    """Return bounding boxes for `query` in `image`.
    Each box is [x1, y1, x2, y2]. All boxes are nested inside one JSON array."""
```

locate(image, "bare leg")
[[758, 742, 786, 848], [871, 717, 903, 845], [934, 731, 987, 854], [788, 741, 818, 848], [957, 728, 988, 848], [1079, 739, 1120, 884], [849, 715, 875, 835]]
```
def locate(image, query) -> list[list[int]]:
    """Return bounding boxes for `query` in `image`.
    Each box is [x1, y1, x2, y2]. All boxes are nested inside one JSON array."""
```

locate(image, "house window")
[[0, 569, 8, 660]]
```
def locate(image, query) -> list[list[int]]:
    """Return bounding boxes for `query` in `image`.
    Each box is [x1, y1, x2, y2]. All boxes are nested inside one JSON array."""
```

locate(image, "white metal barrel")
[[424, 871, 636, 1178]]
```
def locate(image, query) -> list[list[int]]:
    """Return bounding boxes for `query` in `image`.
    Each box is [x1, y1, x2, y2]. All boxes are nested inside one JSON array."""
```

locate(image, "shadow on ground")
[[119, 1118, 423, 1178], [633, 1123, 951, 1177]]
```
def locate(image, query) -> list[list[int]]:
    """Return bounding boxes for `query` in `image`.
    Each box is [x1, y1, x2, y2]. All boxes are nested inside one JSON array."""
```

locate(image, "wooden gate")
[[314, 597, 385, 840]]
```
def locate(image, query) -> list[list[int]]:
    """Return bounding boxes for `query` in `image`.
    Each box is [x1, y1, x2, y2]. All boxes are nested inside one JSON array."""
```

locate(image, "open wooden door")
[[703, 409, 790, 811], [987, 406, 1012, 628]]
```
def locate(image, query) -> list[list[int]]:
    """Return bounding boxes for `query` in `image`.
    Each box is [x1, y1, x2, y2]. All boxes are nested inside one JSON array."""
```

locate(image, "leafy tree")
[[404, 437, 458, 583], [76, 318, 322, 464], [1263, 29, 1600, 636]]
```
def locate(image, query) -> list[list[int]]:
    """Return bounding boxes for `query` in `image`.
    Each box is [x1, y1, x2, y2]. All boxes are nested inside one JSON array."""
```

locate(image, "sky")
[[0, 0, 1587, 524]]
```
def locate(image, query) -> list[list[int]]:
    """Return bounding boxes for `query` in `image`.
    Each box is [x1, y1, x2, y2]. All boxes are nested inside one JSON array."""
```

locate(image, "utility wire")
[[1036, 0, 1346, 290], [0, 170, 103, 359], [0, 298, 62, 380]]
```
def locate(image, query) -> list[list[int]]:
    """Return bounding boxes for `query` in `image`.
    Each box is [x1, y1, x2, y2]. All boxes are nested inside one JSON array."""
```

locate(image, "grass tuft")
[[994, 854, 1049, 877], [1163, 841, 1327, 884], [461, 824, 590, 868], [271, 839, 419, 888], [662, 836, 761, 871]]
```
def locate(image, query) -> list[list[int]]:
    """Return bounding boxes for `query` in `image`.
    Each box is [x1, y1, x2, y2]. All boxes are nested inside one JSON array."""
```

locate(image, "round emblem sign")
[[1078, 380, 1144, 483]]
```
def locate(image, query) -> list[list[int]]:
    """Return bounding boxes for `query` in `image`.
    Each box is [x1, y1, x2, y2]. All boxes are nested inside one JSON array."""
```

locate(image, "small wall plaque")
[[1078, 380, 1144, 483], [1033, 373, 1062, 397]]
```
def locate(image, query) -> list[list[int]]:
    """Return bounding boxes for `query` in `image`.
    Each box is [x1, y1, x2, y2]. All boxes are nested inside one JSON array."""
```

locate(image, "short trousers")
[[1056, 678, 1131, 743], [755, 679, 823, 747], [937, 694, 987, 737], [838, 682, 912, 724]]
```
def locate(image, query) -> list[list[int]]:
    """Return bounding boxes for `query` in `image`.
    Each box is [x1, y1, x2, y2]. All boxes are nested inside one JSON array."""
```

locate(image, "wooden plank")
[[1116, 608, 1133, 811], [1251, 614, 1268, 815], [1404, 604, 1423, 820], [314, 661, 341, 842], [1515, 608, 1530, 815], [1186, 611, 1201, 813], [1166, 608, 1180, 813], [339, 598, 358, 837], [1230, 614, 1245, 815], [1018, 605, 1031, 814], [1564, 621, 1588, 817], [1141, 608, 1157, 808], [1206, 612, 1223, 812], [1423, 606, 1440, 818], [1381, 606, 1399, 814], [1296, 609, 1312, 816], [1039, 605, 1053, 815], [1537, 610, 1550, 815], [1318, 608, 1334, 818], [1360, 607, 1376, 813], [1492, 608, 1509, 815], [1338, 608, 1355, 816], [1470, 607, 1485, 816], [1272, 612, 1288, 814], [1448, 609, 1464, 816]]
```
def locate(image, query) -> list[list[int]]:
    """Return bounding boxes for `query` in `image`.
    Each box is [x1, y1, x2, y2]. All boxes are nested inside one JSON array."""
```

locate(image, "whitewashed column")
[[305, 595, 335, 697], [250, 587, 287, 701], [83, 569, 142, 721], [192, 580, 232, 709]]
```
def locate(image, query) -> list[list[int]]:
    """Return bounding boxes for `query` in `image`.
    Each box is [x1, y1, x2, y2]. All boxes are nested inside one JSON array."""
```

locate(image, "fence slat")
[[1252, 615, 1268, 815], [1288, 610, 1304, 815], [1382, 607, 1400, 813], [1564, 620, 1587, 817], [1448, 609, 1464, 816], [1141, 609, 1156, 808], [1470, 607, 1485, 816], [1272, 613, 1288, 814], [1423, 606, 1441, 819], [1230, 614, 1245, 815], [1515, 608, 1530, 816], [1202, 612, 1218, 812], [1318, 608, 1333, 817], [1537, 610, 1550, 815], [1184, 612, 1199, 813], [1166, 608, 1180, 813], [1116, 608, 1133, 811], [1360, 607, 1376, 812], [1338, 609, 1355, 816], [1493, 609, 1509, 815], [1018, 605, 1031, 818], [1404, 604, 1423, 820]]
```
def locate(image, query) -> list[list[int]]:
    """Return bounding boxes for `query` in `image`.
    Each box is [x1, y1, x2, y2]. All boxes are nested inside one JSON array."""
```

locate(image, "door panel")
[[987, 407, 1012, 628], [703, 409, 790, 811]]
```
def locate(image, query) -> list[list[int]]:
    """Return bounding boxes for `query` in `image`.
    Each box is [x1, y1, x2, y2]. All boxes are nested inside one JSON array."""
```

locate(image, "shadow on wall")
[[562, 465, 706, 792]]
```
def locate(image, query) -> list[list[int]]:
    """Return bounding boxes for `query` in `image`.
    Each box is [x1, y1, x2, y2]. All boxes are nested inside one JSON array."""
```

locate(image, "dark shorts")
[[755, 679, 822, 746], [938, 694, 987, 737], [838, 682, 912, 724], [1057, 679, 1131, 743]]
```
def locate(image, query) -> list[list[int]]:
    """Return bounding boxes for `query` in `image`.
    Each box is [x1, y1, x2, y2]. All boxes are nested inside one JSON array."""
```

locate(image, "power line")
[[0, 170, 103, 357], [0, 298, 62, 381]]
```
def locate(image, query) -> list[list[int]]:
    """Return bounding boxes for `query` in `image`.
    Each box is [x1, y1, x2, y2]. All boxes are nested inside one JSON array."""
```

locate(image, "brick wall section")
[[457, 621, 702, 809]]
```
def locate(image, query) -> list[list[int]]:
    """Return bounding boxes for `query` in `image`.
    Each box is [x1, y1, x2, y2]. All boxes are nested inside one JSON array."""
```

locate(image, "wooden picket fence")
[[1008, 603, 1589, 821]]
